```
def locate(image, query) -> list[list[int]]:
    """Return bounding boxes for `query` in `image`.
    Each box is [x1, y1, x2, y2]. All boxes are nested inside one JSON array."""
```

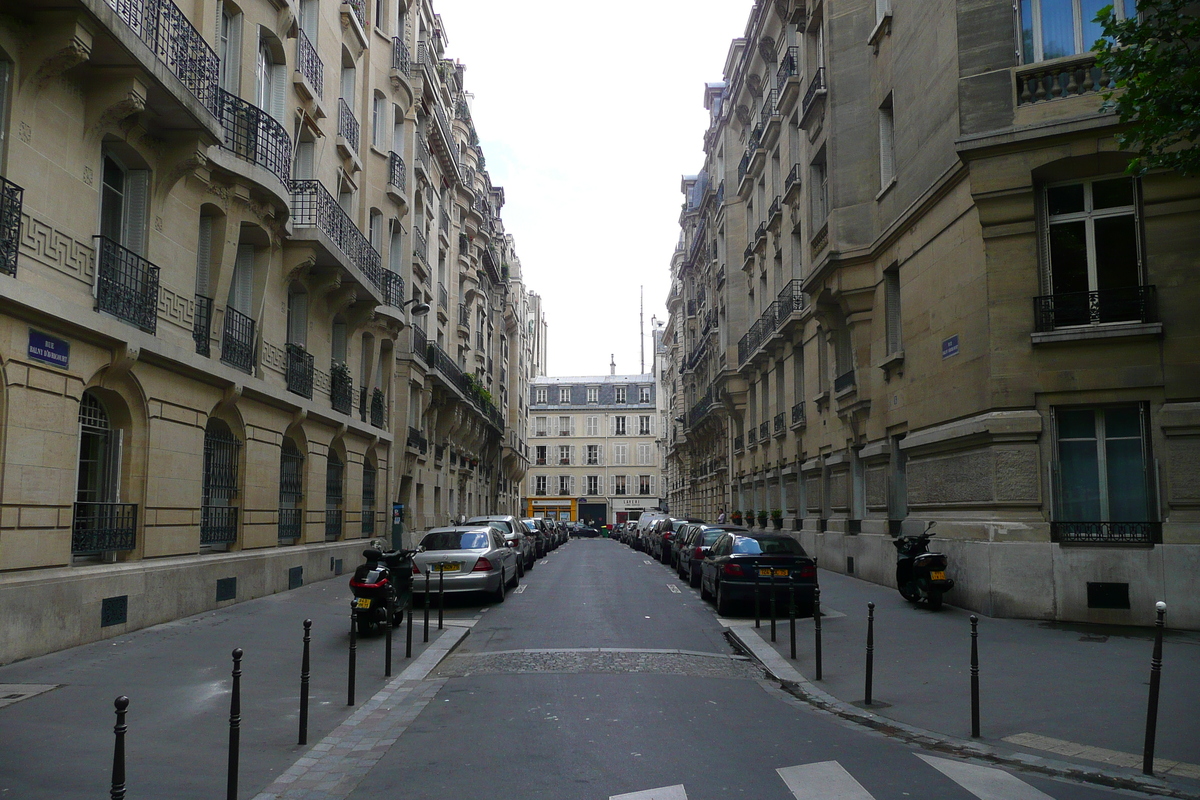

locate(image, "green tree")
[[1094, 0, 1200, 175]]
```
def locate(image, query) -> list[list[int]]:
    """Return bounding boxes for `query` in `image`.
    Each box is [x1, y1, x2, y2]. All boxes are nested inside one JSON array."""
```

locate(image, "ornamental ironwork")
[[221, 307, 256, 373], [1033, 285, 1157, 331], [338, 97, 360, 153], [1050, 521, 1161, 545], [387, 151, 406, 191], [193, 294, 213, 356], [286, 343, 314, 399], [330, 361, 353, 414], [290, 180, 382, 291], [218, 89, 292, 186], [297, 28, 324, 98], [391, 37, 410, 76], [94, 235, 160, 334], [72, 502, 137, 554], [777, 46, 799, 92], [0, 175, 22, 276]]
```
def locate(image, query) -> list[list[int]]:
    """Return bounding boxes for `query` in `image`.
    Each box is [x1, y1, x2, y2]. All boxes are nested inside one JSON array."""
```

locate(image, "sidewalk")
[[725, 569, 1200, 796], [0, 575, 469, 799]]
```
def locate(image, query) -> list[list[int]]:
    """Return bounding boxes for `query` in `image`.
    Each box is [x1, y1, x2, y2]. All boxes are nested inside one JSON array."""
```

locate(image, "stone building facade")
[[0, 0, 538, 663], [525, 374, 661, 525], [667, 0, 1199, 628]]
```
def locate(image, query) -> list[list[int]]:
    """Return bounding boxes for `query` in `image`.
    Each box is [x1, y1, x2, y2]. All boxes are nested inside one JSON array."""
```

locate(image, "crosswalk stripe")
[[609, 785, 687, 800], [916, 754, 1056, 800], [778, 761, 874, 799]]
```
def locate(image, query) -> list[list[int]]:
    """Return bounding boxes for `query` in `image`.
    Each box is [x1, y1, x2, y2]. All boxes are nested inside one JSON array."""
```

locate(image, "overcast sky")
[[435, 0, 754, 377]]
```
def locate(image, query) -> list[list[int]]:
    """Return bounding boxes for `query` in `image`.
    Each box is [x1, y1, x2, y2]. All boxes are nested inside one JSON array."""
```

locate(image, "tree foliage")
[[1094, 0, 1200, 175]]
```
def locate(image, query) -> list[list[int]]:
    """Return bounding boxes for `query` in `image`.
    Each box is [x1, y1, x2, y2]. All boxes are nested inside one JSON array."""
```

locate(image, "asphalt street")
[[0, 537, 1187, 800]]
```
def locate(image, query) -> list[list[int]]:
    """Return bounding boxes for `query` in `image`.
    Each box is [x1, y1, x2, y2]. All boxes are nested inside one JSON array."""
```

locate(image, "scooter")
[[892, 522, 954, 610], [349, 542, 418, 636]]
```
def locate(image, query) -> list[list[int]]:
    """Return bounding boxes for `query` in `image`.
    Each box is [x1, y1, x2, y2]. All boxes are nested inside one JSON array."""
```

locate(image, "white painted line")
[[610, 785, 688, 800], [513, 584, 527, 594], [667, 584, 681, 594], [778, 761, 873, 800], [916, 754, 1055, 800], [540, 559, 549, 565], [643, 559, 653, 565]]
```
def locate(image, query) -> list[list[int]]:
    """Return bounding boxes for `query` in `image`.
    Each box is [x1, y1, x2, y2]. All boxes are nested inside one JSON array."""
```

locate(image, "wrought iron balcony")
[[759, 421, 769, 441], [286, 343, 314, 399], [217, 89, 292, 186], [297, 28, 324, 99], [72, 502, 137, 554], [370, 388, 385, 428], [407, 426, 428, 452], [438, 282, 448, 309], [381, 269, 404, 308], [337, 97, 360, 154], [734, 435, 744, 453], [0, 176, 22, 276], [802, 67, 828, 119], [792, 402, 806, 427], [777, 46, 799, 93], [412, 325, 428, 361], [458, 303, 470, 328], [413, 228, 430, 270], [290, 180, 382, 291], [324, 509, 343, 542], [220, 307, 256, 373], [768, 196, 782, 225], [774, 413, 784, 436], [387, 151, 406, 191], [200, 505, 238, 544], [94, 236, 160, 334], [1050, 520, 1161, 545], [278, 507, 302, 542], [439, 210, 450, 234], [1033, 286, 1157, 331], [834, 369, 856, 393], [715, 180, 725, 208], [755, 222, 768, 244], [738, 152, 751, 185], [416, 135, 432, 173], [747, 427, 757, 445], [193, 295, 213, 356], [760, 90, 779, 127], [330, 362, 353, 414], [343, 0, 366, 29], [392, 37, 411, 76]]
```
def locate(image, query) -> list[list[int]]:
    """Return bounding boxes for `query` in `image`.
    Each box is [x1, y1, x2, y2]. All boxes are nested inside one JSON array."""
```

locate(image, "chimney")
[[610, 354, 616, 375]]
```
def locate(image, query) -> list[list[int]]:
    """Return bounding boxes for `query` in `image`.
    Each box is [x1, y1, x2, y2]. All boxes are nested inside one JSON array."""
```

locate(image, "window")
[[1053, 405, 1155, 542], [614, 444, 628, 466], [369, 209, 383, 253], [638, 443, 652, 465], [1041, 177, 1143, 327], [585, 416, 599, 436], [372, 92, 386, 149], [535, 445, 547, 465], [586, 444, 600, 466], [811, 154, 828, 230], [559, 416, 572, 435], [1019, 0, 1137, 64], [278, 438, 303, 542], [586, 475, 599, 496], [218, 4, 242, 92], [587, 387, 599, 404], [559, 445, 571, 465], [202, 419, 242, 547], [615, 386, 627, 404], [614, 416, 627, 436], [100, 153, 149, 256], [559, 387, 571, 404], [884, 266, 901, 354], [361, 460, 376, 535], [534, 416, 547, 436], [614, 475, 627, 496], [639, 386, 651, 403], [324, 448, 344, 541], [535, 475, 547, 496], [638, 415, 651, 436], [639, 475, 651, 496], [559, 475, 572, 496], [879, 94, 895, 188], [535, 387, 547, 404]]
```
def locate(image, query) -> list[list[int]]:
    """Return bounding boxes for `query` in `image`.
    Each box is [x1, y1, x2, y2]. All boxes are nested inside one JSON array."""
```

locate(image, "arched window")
[[325, 449, 344, 541], [73, 392, 135, 556], [201, 419, 241, 549], [279, 438, 304, 543], [362, 459, 376, 535]]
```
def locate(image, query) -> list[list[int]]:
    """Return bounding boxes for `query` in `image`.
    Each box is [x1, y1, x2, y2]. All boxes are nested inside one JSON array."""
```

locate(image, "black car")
[[699, 532, 817, 617], [676, 524, 745, 588], [573, 525, 601, 538]]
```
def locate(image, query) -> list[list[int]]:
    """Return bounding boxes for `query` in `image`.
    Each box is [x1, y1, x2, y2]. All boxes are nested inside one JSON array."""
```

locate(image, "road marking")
[[667, 584, 681, 594], [643, 559, 653, 565], [916, 754, 1055, 800], [1002, 733, 1200, 778], [778, 761, 873, 799], [513, 584, 527, 594], [540, 559, 549, 565], [610, 785, 688, 800]]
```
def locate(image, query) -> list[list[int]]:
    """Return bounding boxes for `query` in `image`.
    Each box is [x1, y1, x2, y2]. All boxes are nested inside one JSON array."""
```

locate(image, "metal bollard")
[[348, 609, 357, 706], [1143, 602, 1167, 775], [405, 590, 414, 659], [299, 619, 311, 745], [227, 648, 242, 800], [424, 569, 431, 643], [754, 568, 761, 629], [970, 615, 980, 738], [438, 566, 445, 630], [814, 586, 823, 680], [789, 578, 796, 660], [110, 696, 129, 800], [865, 603, 875, 705], [770, 570, 777, 643], [385, 592, 394, 678]]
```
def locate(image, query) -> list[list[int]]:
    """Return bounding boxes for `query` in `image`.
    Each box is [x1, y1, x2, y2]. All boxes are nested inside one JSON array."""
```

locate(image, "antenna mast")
[[640, 286, 644, 374]]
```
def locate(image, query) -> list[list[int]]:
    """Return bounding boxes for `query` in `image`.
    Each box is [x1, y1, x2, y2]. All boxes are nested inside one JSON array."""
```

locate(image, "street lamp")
[[399, 298, 431, 316]]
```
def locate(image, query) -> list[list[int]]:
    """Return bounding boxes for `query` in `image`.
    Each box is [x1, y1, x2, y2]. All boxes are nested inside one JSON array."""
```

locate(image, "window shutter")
[[885, 270, 902, 354], [272, 63, 287, 124], [123, 169, 149, 256], [627, 475, 634, 495], [1037, 188, 1053, 297], [108, 428, 124, 503], [227, 13, 242, 91], [550, 416, 559, 436], [570, 417, 576, 435], [294, 141, 314, 179], [570, 445, 576, 464], [230, 244, 255, 314], [650, 475, 657, 496], [609, 475, 616, 496], [331, 319, 347, 364], [528, 475, 536, 495], [288, 291, 308, 345], [195, 216, 212, 296], [599, 446, 605, 466], [879, 106, 895, 186], [609, 416, 615, 436], [569, 476, 576, 495], [649, 415, 656, 436]]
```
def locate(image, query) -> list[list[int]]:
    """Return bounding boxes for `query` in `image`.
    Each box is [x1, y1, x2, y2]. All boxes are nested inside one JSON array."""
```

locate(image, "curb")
[[726, 625, 1200, 800]]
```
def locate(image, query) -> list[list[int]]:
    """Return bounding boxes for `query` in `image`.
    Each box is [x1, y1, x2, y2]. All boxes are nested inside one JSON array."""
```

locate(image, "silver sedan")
[[412, 526, 520, 602]]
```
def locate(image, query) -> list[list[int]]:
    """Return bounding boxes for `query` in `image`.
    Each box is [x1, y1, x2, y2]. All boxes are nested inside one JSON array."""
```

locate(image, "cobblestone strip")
[[251, 678, 446, 800], [438, 648, 761, 679]]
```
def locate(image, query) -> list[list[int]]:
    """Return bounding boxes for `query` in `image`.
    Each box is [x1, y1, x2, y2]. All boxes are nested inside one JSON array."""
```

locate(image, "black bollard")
[[227, 648, 242, 800], [814, 586, 823, 680], [110, 696, 129, 800], [423, 569, 430, 643], [405, 590, 414, 659], [385, 592, 394, 678], [299, 619, 311, 745], [348, 609, 357, 706], [865, 602, 875, 705], [754, 567, 761, 629], [438, 565, 445, 630], [789, 577, 796, 660], [970, 615, 980, 738], [770, 569, 777, 643], [1143, 602, 1167, 775]]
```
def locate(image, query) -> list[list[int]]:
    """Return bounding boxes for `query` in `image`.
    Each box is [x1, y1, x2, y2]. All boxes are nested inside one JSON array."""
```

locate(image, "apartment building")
[[0, 0, 538, 662], [668, 0, 1199, 628], [525, 374, 661, 525]]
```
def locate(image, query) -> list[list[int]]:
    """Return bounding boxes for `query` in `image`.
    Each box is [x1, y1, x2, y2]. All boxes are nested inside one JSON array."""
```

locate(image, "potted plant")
[[771, 509, 784, 530], [731, 510, 743, 525], [757, 510, 769, 528]]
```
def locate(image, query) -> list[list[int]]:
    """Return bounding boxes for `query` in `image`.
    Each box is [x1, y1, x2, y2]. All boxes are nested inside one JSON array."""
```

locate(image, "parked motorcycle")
[[349, 542, 418, 635], [892, 522, 954, 610]]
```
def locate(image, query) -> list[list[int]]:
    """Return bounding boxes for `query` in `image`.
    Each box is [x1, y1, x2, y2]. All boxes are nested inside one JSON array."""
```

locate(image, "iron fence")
[[1050, 521, 1161, 545], [220, 307, 256, 373], [193, 294, 213, 356], [72, 502, 137, 554], [391, 37, 410, 76], [286, 343, 314, 399], [1033, 286, 1157, 331], [200, 505, 238, 544], [94, 235, 160, 334], [218, 89, 292, 186], [290, 180, 382, 291], [338, 97, 360, 153], [296, 28, 323, 98], [0, 175, 23, 276]]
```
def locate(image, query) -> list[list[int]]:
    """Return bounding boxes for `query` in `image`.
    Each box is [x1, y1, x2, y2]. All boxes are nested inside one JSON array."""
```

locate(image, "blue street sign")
[[942, 334, 959, 360], [28, 330, 69, 369]]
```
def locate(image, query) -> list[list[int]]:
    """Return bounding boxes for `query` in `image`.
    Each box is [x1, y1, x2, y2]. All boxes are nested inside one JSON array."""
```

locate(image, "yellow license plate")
[[759, 568, 790, 577], [930, 570, 946, 581], [434, 563, 460, 572], [355, 598, 372, 609]]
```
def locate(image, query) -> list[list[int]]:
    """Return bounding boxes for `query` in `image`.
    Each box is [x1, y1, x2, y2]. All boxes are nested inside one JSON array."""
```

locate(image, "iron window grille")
[[370, 388, 385, 428], [0, 175, 23, 276], [218, 89, 292, 186], [359, 386, 369, 422], [296, 28, 323, 98], [220, 306, 256, 373], [72, 502, 138, 554], [330, 362, 353, 414], [362, 464, 376, 535], [278, 442, 304, 543], [382, 269, 404, 308], [290, 180, 382, 291], [94, 236, 161, 334], [286, 343, 314, 398], [326, 453, 344, 542], [201, 428, 241, 545], [193, 295, 213, 356], [338, 97, 360, 153], [1034, 286, 1157, 331]]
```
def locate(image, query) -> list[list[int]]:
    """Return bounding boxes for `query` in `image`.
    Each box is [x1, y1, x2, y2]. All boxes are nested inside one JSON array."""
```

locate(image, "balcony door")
[[76, 392, 121, 507], [100, 153, 148, 256]]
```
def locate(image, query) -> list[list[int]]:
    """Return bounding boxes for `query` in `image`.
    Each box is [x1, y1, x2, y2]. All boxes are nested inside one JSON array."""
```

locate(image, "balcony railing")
[[416, 134, 432, 173], [437, 282, 448, 309], [777, 46, 799, 93], [459, 303, 470, 327], [802, 67, 827, 118], [220, 307, 256, 373], [286, 343, 314, 399], [1050, 521, 1161, 545], [407, 427, 428, 453], [1033, 286, 1157, 331], [94, 236, 160, 334], [296, 28, 323, 99], [200, 505, 238, 544], [217, 89, 292, 186], [278, 507, 302, 542], [1016, 53, 1113, 106], [338, 97, 360, 153], [747, 427, 757, 445], [72, 502, 137, 554], [834, 369, 856, 393], [193, 294, 213, 356], [0, 176, 23, 276], [103, 0, 220, 115], [760, 90, 779, 126], [370, 388, 385, 428], [330, 363, 353, 414], [290, 180, 382, 291], [342, 0, 366, 28], [774, 413, 784, 436], [737, 279, 805, 367], [381, 269, 404, 308], [387, 151, 406, 192], [324, 509, 343, 542], [412, 228, 429, 270], [412, 325, 428, 361], [391, 37, 410, 76], [439, 210, 450, 234], [759, 421, 769, 441], [792, 402, 806, 427], [734, 435, 744, 453]]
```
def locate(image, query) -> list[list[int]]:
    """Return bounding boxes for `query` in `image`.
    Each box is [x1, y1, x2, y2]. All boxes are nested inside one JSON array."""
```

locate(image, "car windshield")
[[701, 530, 725, 545], [471, 518, 512, 533], [522, 521, 537, 532], [732, 537, 806, 555], [421, 531, 491, 550]]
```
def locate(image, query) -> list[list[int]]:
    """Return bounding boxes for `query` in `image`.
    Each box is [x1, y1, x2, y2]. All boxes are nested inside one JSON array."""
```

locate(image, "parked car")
[[699, 532, 817, 617], [412, 526, 520, 602], [573, 525, 601, 538], [467, 515, 534, 573], [519, 518, 548, 558], [676, 524, 747, 588]]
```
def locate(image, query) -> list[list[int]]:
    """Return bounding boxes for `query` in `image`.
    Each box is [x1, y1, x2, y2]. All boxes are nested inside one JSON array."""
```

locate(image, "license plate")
[[434, 563, 460, 572], [355, 598, 372, 609], [930, 570, 946, 581], [758, 568, 790, 577]]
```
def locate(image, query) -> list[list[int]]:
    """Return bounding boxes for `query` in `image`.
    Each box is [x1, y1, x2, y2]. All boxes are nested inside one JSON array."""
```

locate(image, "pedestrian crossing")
[[610, 755, 1063, 800]]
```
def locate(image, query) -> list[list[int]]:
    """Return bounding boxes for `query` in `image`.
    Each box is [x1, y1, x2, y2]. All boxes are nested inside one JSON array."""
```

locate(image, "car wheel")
[[508, 568, 520, 589], [526, 554, 535, 571], [493, 570, 506, 603], [716, 582, 733, 616], [515, 559, 525, 578], [700, 574, 712, 601]]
